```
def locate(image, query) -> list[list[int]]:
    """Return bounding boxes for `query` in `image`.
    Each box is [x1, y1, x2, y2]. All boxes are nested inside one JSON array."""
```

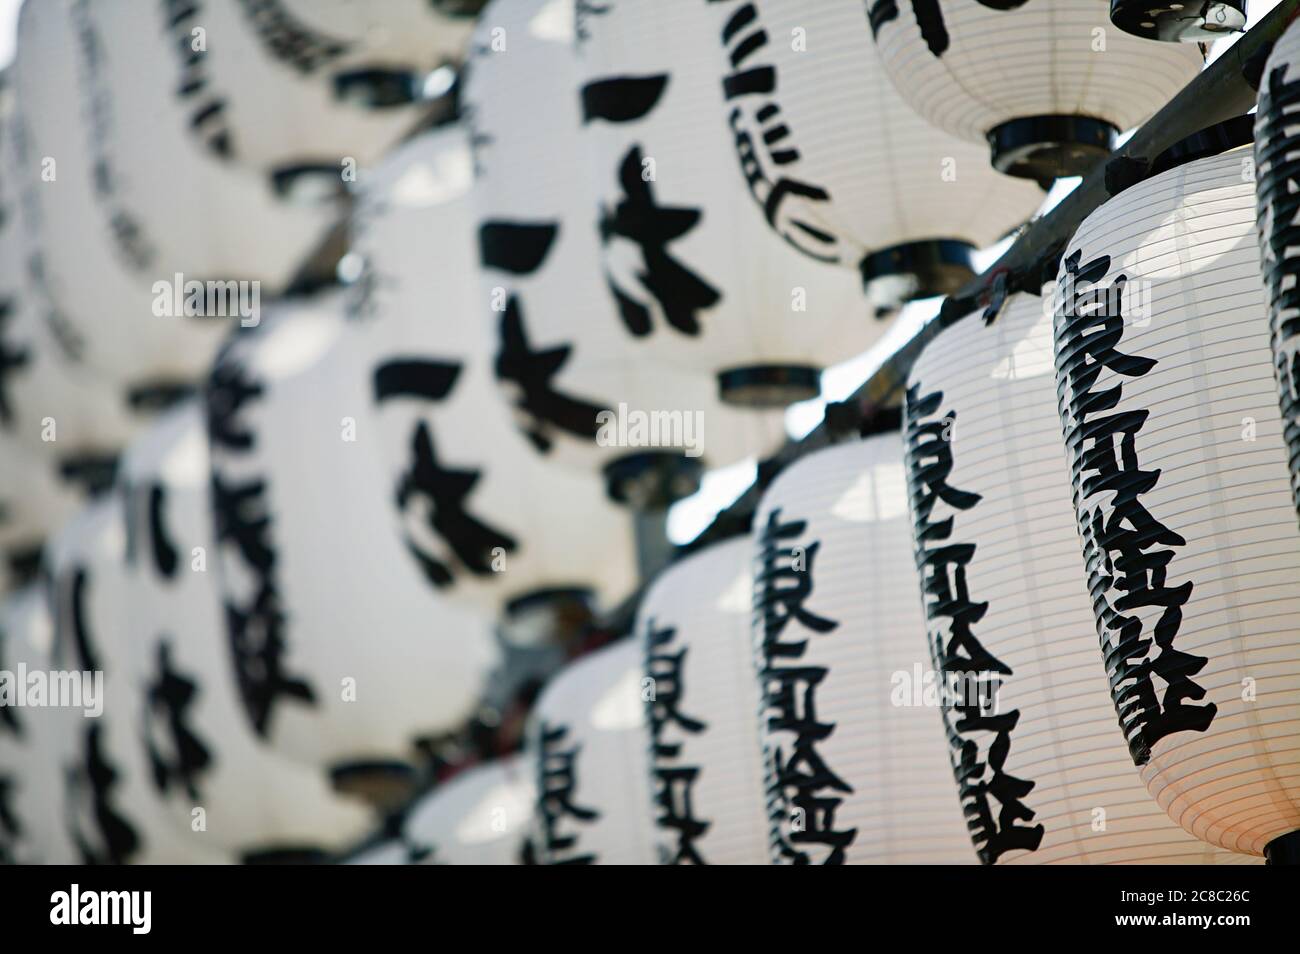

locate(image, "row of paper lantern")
[[510, 25, 1300, 862], [3, 0, 1224, 598], [2, 0, 1226, 609], [0, 0, 1287, 865]]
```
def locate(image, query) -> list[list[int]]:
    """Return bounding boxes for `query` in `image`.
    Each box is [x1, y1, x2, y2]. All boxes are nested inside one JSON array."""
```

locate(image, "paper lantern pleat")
[[524, 640, 657, 864], [204, 292, 499, 773], [904, 290, 1260, 865], [1054, 147, 1300, 858], [355, 126, 640, 613], [751, 436, 977, 864], [1256, 24, 1300, 534], [702, 0, 1044, 299], [634, 537, 768, 864], [118, 402, 375, 859], [10, 0, 335, 392], [44, 499, 229, 864], [869, 0, 1203, 179]]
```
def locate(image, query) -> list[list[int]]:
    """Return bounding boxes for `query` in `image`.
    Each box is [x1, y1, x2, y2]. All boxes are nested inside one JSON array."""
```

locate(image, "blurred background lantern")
[[905, 290, 1258, 864], [160, 0, 468, 172], [9, 0, 338, 398], [480, 0, 869, 410], [117, 401, 375, 862], [45, 498, 229, 864], [0, 113, 141, 487], [0, 586, 79, 863], [463, 0, 789, 515], [868, 0, 1204, 181], [1054, 147, 1300, 862], [0, 436, 82, 594], [751, 435, 976, 864], [346, 754, 535, 864], [401, 755, 535, 864], [353, 125, 643, 616], [204, 291, 499, 806], [1257, 21, 1300, 534], [634, 536, 768, 864], [699, 0, 1044, 306], [1109, 0, 1247, 42], [523, 638, 656, 864]]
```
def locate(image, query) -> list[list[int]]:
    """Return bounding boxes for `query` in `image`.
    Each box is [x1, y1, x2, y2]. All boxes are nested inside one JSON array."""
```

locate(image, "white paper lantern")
[[10, 0, 336, 393], [1053, 148, 1300, 860], [904, 290, 1259, 865], [1257, 23, 1300, 537], [0, 586, 79, 864], [0, 122, 142, 465], [0, 434, 84, 593], [524, 639, 656, 864], [633, 536, 768, 864], [869, 0, 1204, 180], [117, 401, 375, 861], [44, 498, 229, 864], [679, 0, 1045, 307], [353, 126, 642, 612], [403, 755, 536, 864], [751, 436, 976, 864], [161, 0, 469, 171], [204, 291, 500, 783], [463, 6, 793, 488]]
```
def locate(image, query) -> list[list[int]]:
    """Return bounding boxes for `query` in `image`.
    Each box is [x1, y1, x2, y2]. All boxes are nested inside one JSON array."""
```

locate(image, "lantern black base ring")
[[504, 586, 594, 621], [332, 68, 423, 109], [603, 451, 704, 510], [858, 239, 977, 303], [987, 115, 1118, 183], [717, 365, 821, 408], [329, 760, 419, 809], [1264, 829, 1300, 865], [1109, 0, 1247, 42], [240, 847, 333, 865]]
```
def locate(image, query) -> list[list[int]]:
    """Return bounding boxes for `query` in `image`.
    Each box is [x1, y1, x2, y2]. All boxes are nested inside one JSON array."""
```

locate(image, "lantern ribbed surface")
[[906, 291, 1259, 865], [205, 294, 499, 771], [358, 127, 639, 614], [10, 0, 331, 391], [525, 639, 657, 864], [1053, 148, 1300, 857], [751, 436, 976, 864], [1256, 22, 1300, 531], [465, 0, 788, 472], [869, 0, 1203, 148], [634, 537, 768, 864], [705, 0, 1043, 292], [567, 0, 892, 383], [118, 402, 373, 858]]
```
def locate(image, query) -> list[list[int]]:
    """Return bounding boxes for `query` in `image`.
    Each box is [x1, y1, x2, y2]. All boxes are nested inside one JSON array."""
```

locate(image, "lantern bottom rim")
[[603, 451, 703, 509], [717, 365, 821, 408], [329, 760, 419, 810], [240, 847, 333, 865], [1264, 829, 1300, 865], [858, 239, 977, 305], [1108, 0, 1246, 42], [504, 586, 595, 621], [987, 115, 1118, 183]]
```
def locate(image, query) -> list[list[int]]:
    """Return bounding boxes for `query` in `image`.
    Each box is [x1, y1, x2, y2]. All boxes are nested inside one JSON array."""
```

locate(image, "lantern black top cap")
[[1109, 0, 1247, 42], [987, 115, 1118, 182], [1148, 113, 1256, 178]]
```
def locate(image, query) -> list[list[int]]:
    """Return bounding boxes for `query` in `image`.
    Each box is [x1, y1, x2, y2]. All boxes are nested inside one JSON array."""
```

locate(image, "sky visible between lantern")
[[0, 0, 1278, 542]]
